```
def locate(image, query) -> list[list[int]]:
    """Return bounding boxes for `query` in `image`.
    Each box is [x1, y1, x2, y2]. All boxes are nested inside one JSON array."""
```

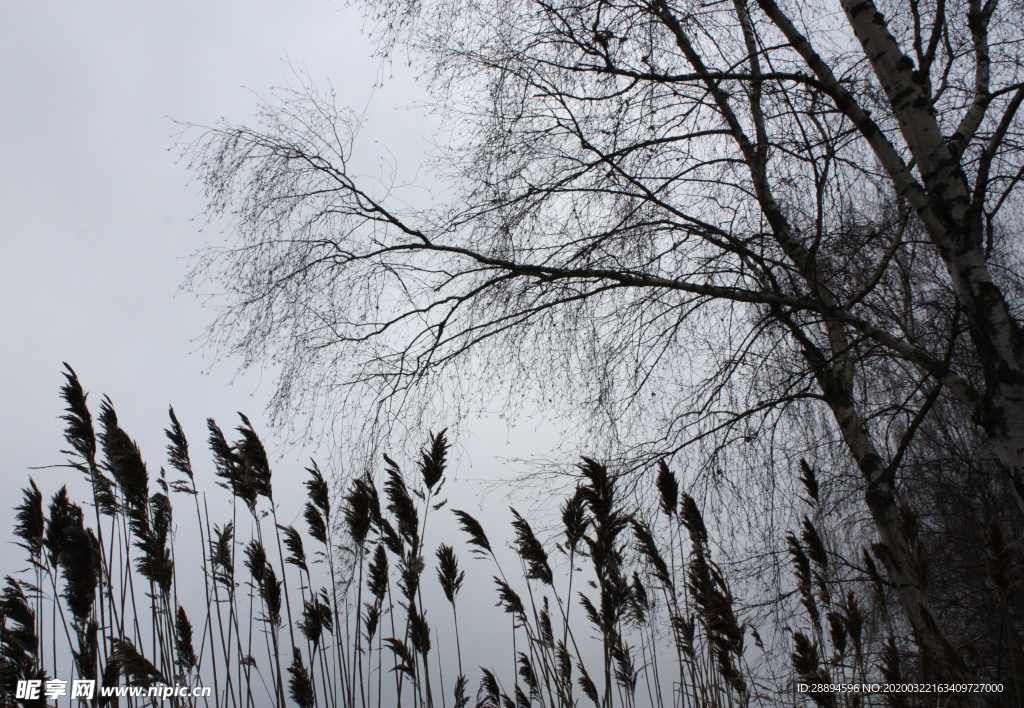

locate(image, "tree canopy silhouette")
[[184, 0, 1024, 691]]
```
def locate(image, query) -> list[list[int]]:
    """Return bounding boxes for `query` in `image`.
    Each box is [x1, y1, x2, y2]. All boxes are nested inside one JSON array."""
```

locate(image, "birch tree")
[[184, 0, 1024, 693]]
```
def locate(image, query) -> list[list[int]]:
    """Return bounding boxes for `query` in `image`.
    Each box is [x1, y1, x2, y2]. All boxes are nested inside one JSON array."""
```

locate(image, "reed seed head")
[[510, 509, 552, 585], [453, 509, 492, 557], [655, 459, 679, 518], [799, 459, 819, 502], [418, 429, 449, 492], [164, 406, 193, 483], [174, 606, 198, 672], [435, 543, 464, 604]]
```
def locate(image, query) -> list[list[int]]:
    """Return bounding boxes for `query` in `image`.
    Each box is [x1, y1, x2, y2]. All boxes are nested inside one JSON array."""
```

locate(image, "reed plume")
[[244, 541, 268, 588], [475, 668, 505, 708], [175, 606, 198, 673], [72, 619, 99, 686], [655, 460, 678, 518], [435, 545, 464, 606], [165, 406, 193, 481], [280, 525, 309, 574], [417, 429, 448, 493], [13, 481, 44, 557], [452, 674, 468, 708], [368, 545, 389, 605], [234, 413, 273, 503], [560, 487, 588, 558], [57, 519, 99, 624], [208, 418, 257, 510], [791, 632, 821, 682], [299, 597, 333, 649], [109, 638, 165, 687], [60, 364, 97, 464], [510, 510, 552, 586], [288, 648, 316, 708], [303, 465, 329, 547], [383, 638, 416, 680], [343, 476, 375, 550], [630, 520, 671, 588], [99, 399, 150, 515], [679, 492, 707, 549], [452, 510, 492, 558], [61, 365, 116, 516], [44, 487, 76, 570], [137, 491, 174, 595], [210, 522, 235, 587], [166, 406, 197, 496], [494, 578, 526, 622], [0, 576, 44, 702], [384, 457, 419, 547], [304, 462, 331, 519]]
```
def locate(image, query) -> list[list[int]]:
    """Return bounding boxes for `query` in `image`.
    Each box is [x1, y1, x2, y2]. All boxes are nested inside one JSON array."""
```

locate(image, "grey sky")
[[0, 0, 558, 557], [0, 6, 695, 701], [0, 5, 577, 667], [2, 0, 366, 555]]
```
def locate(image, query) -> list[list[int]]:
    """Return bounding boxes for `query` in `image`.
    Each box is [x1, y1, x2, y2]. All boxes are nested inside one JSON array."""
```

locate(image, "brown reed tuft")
[[655, 459, 679, 518], [417, 429, 449, 492], [476, 668, 502, 707], [494, 578, 526, 621], [137, 491, 174, 595], [208, 418, 256, 509], [210, 522, 235, 587], [299, 594, 333, 649], [58, 517, 99, 624], [13, 481, 44, 557], [343, 475, 376, 548], [61, 365, 117, 516], [384, 457, 419, 546], [679, 492, 707, 548], [244, 540, 268, 586], [304, 461, 330, 519], [73, 619, 99, 685], [435, 544, 464, 604], [560, 487, 588, 557], [383, 638, 417, 680], [577, 667, 599, 707], [280, 524, 309, 574], [288, 648, 316, 708], [234, 413, 273, 502], [453, 674, 469, 708], [517, 652, 537, 698], [801, 516, 828, 568], [60, 364, 97, 465], [452, 509, 492, 557], [165, 406, 194, 484], [99, 399, 150, 514], [0, 576, 42, 691], [631, 519, 671, 588], [788, 532, 819, 629], [109, 638, 165, 687], [367, 544, 389, 602], [799, 459, 819, 503], [175, 606, 198, 673], [510, 509, 552, 585], [791, 631, 820, 679], [44, 487, 76, 570]]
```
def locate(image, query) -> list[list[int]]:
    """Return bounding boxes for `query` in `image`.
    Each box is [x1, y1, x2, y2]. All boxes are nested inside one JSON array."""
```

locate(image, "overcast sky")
[[0, 7, 710, 701], [0, 0, 566, 576]]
